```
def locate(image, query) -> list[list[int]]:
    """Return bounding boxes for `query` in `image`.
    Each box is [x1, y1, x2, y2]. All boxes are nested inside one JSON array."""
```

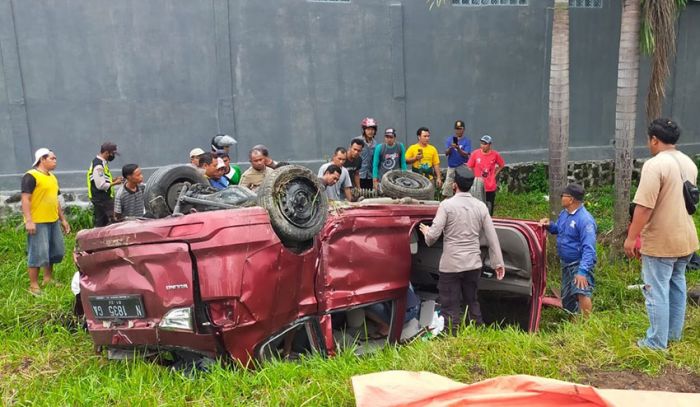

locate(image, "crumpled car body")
[[75, 202, 547, 365]]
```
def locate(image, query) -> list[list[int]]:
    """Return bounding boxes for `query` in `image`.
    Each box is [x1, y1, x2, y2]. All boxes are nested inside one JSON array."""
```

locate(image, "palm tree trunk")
[[613, 0, 641, 252], [548, 0, 570, 218]]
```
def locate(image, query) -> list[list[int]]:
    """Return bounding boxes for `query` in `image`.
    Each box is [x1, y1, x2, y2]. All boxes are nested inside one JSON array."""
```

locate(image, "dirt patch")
[[580, 366, 700, 393]]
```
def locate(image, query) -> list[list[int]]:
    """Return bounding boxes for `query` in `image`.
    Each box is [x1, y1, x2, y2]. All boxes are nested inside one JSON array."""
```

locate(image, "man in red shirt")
[[467, 135, 504, 215]]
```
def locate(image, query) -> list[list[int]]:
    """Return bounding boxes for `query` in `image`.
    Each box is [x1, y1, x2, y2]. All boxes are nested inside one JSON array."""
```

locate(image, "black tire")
[[257, 165, 328, 245], [380, 170, 435, 200], [469, 177, 486, 203], [144, 165, 209, 218]]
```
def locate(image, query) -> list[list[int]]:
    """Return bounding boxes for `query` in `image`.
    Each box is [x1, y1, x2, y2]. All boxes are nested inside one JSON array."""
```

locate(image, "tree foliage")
[[640, 0, 687, 121]]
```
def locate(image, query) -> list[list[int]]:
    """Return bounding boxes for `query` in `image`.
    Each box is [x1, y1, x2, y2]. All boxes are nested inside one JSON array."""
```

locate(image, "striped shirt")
[[114, 184, 145, 218]]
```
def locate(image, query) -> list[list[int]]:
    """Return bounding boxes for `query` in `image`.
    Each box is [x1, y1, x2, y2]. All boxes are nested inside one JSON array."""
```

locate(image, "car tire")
[[380, 170, 435, 201], [469, 177, 486, 202], [144, 164, 209, 218], [257, 165, 328, 245]]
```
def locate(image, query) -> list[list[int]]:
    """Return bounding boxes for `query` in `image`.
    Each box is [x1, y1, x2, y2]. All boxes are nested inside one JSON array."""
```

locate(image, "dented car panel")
[[318, 212, 414, 311], [76, 202, 548, 365]]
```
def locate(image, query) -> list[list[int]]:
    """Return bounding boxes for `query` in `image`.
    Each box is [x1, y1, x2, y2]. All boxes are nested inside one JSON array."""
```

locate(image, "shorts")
[[561, 261, 594, 313], [27, 221, 65, 268]]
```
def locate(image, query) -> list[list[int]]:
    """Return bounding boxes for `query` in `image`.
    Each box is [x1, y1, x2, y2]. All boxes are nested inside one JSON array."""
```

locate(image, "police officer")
[[87, 142, 123, 227]]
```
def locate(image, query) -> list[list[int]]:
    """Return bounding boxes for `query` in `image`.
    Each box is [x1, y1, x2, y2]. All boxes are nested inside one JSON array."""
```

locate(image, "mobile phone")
[[417, 148, 423, 155], [453, 136, 458, 145]]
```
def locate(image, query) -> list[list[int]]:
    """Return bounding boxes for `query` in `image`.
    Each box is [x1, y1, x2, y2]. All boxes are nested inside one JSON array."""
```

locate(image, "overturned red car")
[[74, 165, 547, 365]]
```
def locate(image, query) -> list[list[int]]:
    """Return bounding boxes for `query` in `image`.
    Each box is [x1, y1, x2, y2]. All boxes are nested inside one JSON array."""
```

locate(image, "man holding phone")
[[443, 120, 471, 197]]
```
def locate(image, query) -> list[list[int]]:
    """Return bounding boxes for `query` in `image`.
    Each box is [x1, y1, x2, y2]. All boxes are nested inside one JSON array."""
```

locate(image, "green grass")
[[1, 196, 699, 406]]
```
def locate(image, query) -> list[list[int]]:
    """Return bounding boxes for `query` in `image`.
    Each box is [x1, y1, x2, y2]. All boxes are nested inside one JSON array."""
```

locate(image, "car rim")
[[277, 178, 319, 228], [392, 175, 424, 189], [166, 181, 187, 210]]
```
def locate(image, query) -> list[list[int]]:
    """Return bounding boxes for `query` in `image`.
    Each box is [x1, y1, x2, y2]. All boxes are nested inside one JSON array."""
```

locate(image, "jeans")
[[638, 254, 691, 349], [26, 221, 65, 267], [442, 167, 457, 197]]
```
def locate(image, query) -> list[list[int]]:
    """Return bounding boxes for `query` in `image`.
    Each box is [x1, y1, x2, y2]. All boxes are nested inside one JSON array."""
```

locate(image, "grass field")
[[1, 188, 699, 405]]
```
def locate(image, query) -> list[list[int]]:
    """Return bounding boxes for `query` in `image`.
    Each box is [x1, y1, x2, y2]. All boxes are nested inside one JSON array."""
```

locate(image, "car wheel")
[[380, 170, 435, 200], [257, 165, 328, 246], [144, 165, 209, 218]]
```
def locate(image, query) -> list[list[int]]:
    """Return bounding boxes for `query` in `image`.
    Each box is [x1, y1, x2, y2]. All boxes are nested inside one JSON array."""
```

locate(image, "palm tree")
[[612, 1, 641, 248], [641, 0, 687, 121], [547, 0, 570, 218], [611, 0, 686, 250]]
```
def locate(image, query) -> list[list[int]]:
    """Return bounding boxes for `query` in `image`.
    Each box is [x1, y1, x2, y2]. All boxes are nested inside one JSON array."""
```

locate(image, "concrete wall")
[[0, 0, 699, 190]]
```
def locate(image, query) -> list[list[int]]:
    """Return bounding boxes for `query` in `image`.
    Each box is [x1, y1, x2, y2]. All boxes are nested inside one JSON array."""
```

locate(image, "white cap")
[[33, 148, 51, 167], [189, 148, 205, 158], [216, 157, 226, 169]]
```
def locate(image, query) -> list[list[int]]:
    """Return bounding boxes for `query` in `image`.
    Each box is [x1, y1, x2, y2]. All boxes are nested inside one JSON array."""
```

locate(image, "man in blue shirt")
[[442, 120, 471, 197], [539, 183, 597, 316]]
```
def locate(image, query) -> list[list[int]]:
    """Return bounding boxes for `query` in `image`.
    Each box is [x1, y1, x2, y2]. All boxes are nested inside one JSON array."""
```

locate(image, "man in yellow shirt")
[[405, 127, 442, 188], [21, 148, 70, 295]]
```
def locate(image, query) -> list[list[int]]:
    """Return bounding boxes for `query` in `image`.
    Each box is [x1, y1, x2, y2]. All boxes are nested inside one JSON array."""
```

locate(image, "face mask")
[[107, 154, 116, 162]]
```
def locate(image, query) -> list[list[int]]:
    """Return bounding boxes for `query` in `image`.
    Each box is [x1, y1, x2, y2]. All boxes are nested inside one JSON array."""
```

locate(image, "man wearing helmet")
[[211, 134, 237, 154], [358, 117, 378, 190]]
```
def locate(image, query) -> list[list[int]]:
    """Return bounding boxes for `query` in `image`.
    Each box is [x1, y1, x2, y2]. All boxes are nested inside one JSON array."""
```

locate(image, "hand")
[[373, 179, 379, 191], [25, 220, 36, 235], [495, 266, 505, 280], [415, 152, 423, 161], [623, 236, 640, 259], [538, 218, 550, 227], [418, 223, 430, 237], [112, 176, 124, 186], [436, 178, 443, 188], [61, 219, 71, 234], [574, 274, 589, 290]]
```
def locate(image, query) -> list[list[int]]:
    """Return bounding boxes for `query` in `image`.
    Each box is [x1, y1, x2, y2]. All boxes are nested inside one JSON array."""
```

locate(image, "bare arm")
[[21, 193, 36, 234], [58, 199, 71, 234], [624, 204, 652, 258], [344, 187, 353, 202]]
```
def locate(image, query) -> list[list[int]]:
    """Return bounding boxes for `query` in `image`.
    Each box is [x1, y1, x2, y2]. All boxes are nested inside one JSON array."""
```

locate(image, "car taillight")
[[159, 307, 193, 332]]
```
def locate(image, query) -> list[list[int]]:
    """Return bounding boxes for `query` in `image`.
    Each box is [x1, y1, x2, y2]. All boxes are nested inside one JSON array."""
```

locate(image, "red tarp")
[[352, 371, 700, 407]]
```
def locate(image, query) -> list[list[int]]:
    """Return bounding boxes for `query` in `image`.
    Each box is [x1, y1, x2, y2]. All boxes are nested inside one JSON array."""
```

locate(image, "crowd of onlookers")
[[18, 117, 697, 352]]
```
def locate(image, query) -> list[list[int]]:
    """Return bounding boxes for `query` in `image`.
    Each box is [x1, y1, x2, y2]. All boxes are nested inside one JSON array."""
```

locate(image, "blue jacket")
[[548, 205, 597, 276]]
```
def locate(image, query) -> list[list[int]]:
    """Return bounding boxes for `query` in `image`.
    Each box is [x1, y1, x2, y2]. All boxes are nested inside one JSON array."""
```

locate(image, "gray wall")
[[0, 0, 699, 190]]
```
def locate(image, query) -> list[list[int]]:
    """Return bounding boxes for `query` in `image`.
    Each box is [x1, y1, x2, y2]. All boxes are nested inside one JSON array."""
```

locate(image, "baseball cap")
[[100, 142, 119, 155], [384, 128, 396, 137], [216, 157, 226, 169], [562, 183, 585, 201], [32, 148, 51, 167], [480, 135, 493, 144], [189, 148, 205, 157], [454, 120, 465, 129]]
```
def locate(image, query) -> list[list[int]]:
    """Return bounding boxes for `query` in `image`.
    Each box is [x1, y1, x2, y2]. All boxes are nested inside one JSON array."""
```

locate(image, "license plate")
[[89, 295, 145, 320]]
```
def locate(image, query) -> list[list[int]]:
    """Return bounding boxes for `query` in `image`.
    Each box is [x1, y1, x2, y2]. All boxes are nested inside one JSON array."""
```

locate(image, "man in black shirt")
[[344, 138, 364, 188]]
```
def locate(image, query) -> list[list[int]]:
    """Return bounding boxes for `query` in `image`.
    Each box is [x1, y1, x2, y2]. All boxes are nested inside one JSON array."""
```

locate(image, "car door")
[[316, 209, 414, 312]]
